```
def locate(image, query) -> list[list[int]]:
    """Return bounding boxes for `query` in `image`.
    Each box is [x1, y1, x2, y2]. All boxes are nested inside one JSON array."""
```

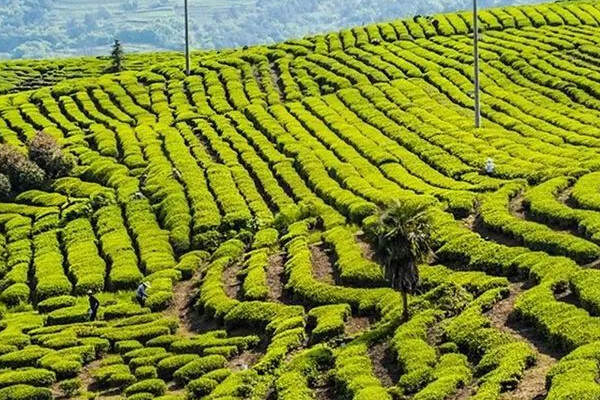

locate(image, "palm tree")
[[372, 201, 433, 322]]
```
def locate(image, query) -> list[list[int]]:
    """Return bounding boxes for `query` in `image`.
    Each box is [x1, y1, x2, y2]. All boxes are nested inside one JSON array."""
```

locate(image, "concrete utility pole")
[[473, 0, 481, 128], [184, 0, 191, 75]]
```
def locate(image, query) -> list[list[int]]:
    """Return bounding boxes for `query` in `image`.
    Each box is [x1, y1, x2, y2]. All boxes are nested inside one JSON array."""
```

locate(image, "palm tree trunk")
[[401, 289, 409, 322]]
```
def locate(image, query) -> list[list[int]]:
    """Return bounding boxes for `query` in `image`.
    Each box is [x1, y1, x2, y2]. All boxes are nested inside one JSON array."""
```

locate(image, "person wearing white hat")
[[485, 158, 495, 175], [136, 282, 149, 307]]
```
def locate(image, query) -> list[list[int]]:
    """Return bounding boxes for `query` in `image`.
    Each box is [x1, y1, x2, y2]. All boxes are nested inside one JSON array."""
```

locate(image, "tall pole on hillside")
[[473, 0, 481, 128], [184, 0, 191, 76]]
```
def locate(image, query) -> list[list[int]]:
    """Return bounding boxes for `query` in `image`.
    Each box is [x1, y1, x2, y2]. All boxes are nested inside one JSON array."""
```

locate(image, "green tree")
[[372, 202, 433, 321], [110, 39, 124, 72]]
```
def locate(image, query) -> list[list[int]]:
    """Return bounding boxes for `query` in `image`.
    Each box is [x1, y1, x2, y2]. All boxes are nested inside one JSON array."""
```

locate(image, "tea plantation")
[[2, 1, 600, 399]]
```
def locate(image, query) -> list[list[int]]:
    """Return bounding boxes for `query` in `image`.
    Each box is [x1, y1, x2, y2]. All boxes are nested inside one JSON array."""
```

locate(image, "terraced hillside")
[[2, 1, 600, 399]]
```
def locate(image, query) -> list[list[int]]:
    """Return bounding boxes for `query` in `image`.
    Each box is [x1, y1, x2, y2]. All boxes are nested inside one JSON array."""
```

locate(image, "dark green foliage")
[[111, 40, 125, 73], [371, 201, 433, 320], [0, 174, 11, 201], [419, 283, 473, 317], [28, 132, 74, 179], [0, 145, 45, 193]]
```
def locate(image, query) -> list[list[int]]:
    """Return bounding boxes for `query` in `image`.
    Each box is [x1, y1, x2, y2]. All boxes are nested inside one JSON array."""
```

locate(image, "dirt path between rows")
[[557, 187, 573, 205], [463, 214, 521, 248], [367, 342, 401, 388], [266, 253, 286, 302], [313, 376, 336, 400], [509, 192, 527, 220], [168, 274, 219, 336], [55, 359, 121, 399], [345, 316, 371, 337], [310, 244, 336, 284], [270, 63, 285, 101], [228, 349, 264, 372], [488, 282, 559, 400], [448, 384, 477, 400], [355, 233, 375, 262], [223, 261, 244, 300]]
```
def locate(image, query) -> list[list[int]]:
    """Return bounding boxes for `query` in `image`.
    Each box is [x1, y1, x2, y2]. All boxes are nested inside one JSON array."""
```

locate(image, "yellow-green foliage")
[[0, 2, 599, 399]]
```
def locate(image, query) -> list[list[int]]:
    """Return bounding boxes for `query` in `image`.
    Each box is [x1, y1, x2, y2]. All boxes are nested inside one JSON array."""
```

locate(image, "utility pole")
[[184, 0, 190, 76], [473, 0, 481, 128]]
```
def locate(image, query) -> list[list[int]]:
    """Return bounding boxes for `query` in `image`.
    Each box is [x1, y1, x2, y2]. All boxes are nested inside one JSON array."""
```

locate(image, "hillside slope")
[[0, 1, 600, 400], [0, 0, 535, 59]]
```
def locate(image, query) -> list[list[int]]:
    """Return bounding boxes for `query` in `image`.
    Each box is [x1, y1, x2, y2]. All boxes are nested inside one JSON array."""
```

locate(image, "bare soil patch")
[[487, 282, 559, 400], [55, 359, 120, 399], [228, 349, 263, 372], [269, 63, 285, 100], [169, 278, 220, 336], [448, 384, 477, 400], [345, 316, 371, 337], [79, 359, 102, 392], [501, 353, 555, 400], [313, 375, 336, 400], [90, 393, 121, 400], [251, 64, 266, 93], [487, 282, 523, 329], [314, 386, 336, 400], [266, 253, 288, 302], [355, 233, 375, 261], [367, 342, 401, 388], [509, 193, 526, 219], [310, 244, 336, 284], [557, 187, 573, 205], [223, 261, 244, 300], [165, 385, 186, 396]]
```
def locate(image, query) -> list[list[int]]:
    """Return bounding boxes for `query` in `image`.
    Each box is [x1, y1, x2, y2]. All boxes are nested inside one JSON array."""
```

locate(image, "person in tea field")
[[136, 282, 149, 307], [485, 158, 495, 175], [88, 290, 100, 321]]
